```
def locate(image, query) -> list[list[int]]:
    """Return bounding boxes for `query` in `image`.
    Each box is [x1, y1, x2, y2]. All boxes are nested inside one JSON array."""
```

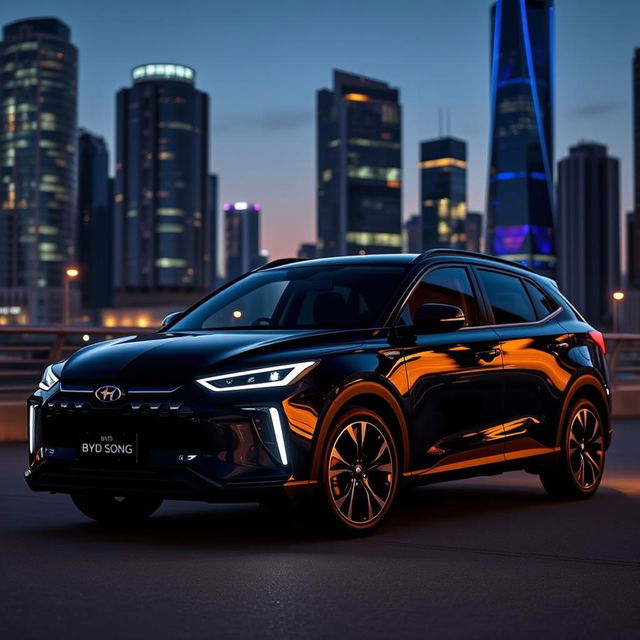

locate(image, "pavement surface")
[[1, 421, 639, 639]]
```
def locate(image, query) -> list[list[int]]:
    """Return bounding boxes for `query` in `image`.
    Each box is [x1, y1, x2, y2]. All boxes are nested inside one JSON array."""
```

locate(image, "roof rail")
[[414, 248, 536, 274], [252, 257, 307, 272]]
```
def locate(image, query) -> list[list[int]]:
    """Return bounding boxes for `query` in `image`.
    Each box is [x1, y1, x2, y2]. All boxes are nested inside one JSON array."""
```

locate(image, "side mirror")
[[161, 311, 183, 329], [412, 303, 465, 334]]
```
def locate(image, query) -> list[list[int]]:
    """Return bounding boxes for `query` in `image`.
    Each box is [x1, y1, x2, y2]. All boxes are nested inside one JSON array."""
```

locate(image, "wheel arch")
[[309, 380, 410, 480], [557, 374, 611, 449]]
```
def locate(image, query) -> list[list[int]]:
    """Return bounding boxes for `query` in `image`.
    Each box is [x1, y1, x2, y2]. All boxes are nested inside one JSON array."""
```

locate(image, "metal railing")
[[0, 326, 154, 398], [0, 327, 639, 400]]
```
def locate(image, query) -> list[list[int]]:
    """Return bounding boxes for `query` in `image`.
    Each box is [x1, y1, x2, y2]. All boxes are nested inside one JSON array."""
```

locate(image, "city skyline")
[[1, 0, 638, 261]]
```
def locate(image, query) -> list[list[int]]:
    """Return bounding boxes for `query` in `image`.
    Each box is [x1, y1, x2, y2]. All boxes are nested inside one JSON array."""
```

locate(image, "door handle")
[[547, 342, 569, 352], [476, 348, 501, 362]]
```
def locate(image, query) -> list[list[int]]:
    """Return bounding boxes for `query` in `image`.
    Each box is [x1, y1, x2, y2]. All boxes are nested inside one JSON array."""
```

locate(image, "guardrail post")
[[49, 331, 66, 363]]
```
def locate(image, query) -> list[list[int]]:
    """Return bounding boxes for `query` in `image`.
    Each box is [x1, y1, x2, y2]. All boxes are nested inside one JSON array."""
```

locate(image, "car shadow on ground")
[[7, 474, 634, 554]]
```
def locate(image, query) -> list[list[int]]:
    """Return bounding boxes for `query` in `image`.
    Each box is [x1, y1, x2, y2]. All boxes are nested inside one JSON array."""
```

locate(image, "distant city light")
[[82, 334, 90, 342], [613, 291, 625, 302], [232, 310, 242, 319], [65, 267, 80, 278], [234, 202, 249, 210], [132, 63, 195, 84]]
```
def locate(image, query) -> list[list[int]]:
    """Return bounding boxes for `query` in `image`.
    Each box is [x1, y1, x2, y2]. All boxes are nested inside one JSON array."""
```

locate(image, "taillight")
[[589, 330, 606, 355]]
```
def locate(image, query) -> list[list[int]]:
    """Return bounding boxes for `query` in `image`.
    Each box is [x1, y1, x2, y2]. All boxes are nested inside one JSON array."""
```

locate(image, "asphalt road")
[[2, 423, 639, 640]]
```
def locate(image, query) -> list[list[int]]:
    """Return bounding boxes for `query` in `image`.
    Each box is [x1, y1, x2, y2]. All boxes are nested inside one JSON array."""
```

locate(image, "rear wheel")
[[70, 493, 163, 524], [319, 407, 399, 535], [540, 399, 605, 500]]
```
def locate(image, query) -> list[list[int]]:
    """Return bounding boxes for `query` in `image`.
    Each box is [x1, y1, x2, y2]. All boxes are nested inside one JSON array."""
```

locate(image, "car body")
[[26, 249, 612, 533]]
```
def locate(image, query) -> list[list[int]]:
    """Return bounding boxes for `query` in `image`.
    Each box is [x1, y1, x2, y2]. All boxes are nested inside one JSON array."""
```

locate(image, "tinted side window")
[[523, 280, 560, 320], [477, 269, 537, 324], [402, 267, 479, 326]]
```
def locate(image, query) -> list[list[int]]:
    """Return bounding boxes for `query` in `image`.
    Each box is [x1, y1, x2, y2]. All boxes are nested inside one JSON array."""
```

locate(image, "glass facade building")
[[487, 0, 555, 275], [114, 64, 212, 307], [77, 129, 112, 322], [420, 136, 467, 250], [224, 202, 263, 281], [0, 18, 78, 324], [557, 143, 620, 329], [317, 70, 402, 257], [628, 49, 640, 288]]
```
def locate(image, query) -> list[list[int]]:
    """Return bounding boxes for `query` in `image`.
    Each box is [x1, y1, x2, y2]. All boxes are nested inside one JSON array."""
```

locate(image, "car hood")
[[61, 329, 351, 386]]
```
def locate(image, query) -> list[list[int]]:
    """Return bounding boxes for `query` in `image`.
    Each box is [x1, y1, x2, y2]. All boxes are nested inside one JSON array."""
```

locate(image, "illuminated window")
[[346, 232, 402, 247], [155, 258, 187, 268], [419, 158, 467, 170], [343, 93, 370, 102], [156, 208, 184, 217]]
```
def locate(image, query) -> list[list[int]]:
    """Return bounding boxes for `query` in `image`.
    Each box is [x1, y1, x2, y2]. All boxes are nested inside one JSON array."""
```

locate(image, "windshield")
[[171, 264, 408, 331]]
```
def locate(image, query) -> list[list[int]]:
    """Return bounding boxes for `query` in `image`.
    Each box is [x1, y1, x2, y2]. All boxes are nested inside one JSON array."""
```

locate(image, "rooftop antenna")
[[446, 107, 451, 136], [438, 106, 443, 137]]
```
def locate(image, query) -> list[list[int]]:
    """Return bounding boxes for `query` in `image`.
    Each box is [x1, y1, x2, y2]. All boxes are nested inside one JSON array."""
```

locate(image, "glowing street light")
[[612, 290, 625, 333], [63, 267, 80, 325]]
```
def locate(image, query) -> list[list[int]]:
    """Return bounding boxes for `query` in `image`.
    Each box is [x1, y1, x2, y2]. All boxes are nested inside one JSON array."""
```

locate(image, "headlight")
[[38, 364, 60, 391], [196, 361, 317, 392]]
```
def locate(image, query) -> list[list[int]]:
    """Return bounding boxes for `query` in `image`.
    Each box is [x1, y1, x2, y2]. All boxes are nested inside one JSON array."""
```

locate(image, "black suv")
[[26, 250, 611, 533]]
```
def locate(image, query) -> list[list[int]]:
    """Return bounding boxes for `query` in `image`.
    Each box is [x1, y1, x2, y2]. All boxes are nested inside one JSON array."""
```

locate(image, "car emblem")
[[95, 385, 124, 403]]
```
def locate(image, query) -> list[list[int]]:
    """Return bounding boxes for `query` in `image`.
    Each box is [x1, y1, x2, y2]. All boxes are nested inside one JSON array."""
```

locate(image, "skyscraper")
[[317, 70, 402, 257], [557, 143, 620, 329], [466, 212, 484, 253], [77, 130, 113, 323], [403, 214, 423, 253], [224, 202, 263, 281], [208, 173, 219, 287], [629, 49, 640, 288], [0, 18, 78, 324], [114, 63, 211, 308], [487, 0, 555, 275], [420, 136, 467, 250]]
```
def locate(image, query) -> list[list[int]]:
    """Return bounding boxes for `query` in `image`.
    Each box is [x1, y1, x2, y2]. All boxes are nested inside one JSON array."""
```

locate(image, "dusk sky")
[[2, 0, 639, 259]]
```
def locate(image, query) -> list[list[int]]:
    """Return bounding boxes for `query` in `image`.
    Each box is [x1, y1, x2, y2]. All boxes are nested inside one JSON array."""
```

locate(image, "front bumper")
[[26, 382, 320, 502]]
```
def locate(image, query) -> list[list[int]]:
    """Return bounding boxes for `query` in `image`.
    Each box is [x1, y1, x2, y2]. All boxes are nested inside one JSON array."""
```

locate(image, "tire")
[[317, 407, 399, 535], [70, 493, 163, 524], [540, 399, 605, 500]]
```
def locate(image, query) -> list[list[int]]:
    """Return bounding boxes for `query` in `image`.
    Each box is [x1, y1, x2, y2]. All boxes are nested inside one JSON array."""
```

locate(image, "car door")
[[473, 268, 572, 461], [399, 265, 506, 476]]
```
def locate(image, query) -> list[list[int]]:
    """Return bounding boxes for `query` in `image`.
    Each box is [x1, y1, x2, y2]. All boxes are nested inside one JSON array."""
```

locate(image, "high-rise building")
[[224, 202, 263, 281], [0, 18, 78, 324], [466, 212, 484, 253], [403, 214, 423, 253], [208, 173, 219, 287], [77, 130, 113, 323], [420, 136, 467, 250], [557, 143, 620, 329], [629, 49, 640, 287], [487, 0, 555, 275], [297, 243, 317, 259], [317, 70, 402, 257], [114, 63, 211, 308]]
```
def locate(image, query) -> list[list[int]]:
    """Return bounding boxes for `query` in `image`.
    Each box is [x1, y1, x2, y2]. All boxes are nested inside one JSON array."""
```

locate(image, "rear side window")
[[402, 266, 479, 326], [477, 269, 537, 325], [523, 280, 560, 320]]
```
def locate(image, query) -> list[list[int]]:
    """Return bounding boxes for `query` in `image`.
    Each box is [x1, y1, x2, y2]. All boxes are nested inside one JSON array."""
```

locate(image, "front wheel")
[[540, 399, 605, 500], [318, 407, 399, 535], [70, 493, 163, 524]]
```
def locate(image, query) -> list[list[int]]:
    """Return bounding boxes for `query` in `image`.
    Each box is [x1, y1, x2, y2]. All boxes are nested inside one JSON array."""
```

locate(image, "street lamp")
[[63, 267, 80, 325], [612, 290, 625, 333]]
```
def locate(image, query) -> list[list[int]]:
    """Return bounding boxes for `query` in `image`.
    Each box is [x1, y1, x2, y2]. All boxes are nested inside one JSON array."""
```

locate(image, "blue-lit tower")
[[487, 0, 555, 275]]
